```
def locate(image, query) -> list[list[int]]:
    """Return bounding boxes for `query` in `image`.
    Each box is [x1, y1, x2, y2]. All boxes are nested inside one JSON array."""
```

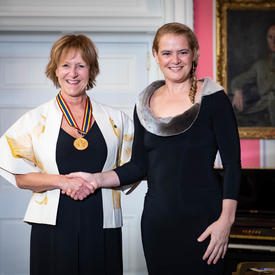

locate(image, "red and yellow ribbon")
[[56, 92, 92, 136]]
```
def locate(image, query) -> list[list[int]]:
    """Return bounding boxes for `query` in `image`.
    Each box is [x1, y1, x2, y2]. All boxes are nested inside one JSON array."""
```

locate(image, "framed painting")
[[216, 0, 275, 138]]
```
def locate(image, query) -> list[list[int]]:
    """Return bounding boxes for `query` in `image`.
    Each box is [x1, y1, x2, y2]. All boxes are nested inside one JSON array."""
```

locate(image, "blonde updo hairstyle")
[[152, 22, 200, 103], [46, 34, 99, 90]]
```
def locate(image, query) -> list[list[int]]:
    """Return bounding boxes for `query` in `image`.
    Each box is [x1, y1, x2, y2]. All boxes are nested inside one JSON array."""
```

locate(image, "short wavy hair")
[[152, 22, 200, 69], [46, 34, 99, 90]]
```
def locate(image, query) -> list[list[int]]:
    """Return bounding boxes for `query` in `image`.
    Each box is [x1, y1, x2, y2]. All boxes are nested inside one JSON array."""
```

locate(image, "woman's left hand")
[[197, 217, 232, 265]]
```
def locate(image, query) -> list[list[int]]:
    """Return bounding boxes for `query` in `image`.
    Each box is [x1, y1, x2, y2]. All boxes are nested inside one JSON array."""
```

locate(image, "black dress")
[[30, 122, 123, 275], [115, 81, 241, 275]]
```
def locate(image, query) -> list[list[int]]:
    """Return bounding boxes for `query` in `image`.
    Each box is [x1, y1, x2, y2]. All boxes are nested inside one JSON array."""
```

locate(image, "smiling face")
[[55, 49, 90, 98], [154, 33, 195, 83]]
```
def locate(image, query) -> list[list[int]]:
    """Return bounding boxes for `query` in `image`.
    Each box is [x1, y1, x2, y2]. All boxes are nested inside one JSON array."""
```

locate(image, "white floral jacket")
[[0, 98, 135, 228]]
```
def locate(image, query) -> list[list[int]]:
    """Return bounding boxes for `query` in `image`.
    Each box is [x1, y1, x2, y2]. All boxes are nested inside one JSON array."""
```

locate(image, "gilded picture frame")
[[216, 0, 275, 138]]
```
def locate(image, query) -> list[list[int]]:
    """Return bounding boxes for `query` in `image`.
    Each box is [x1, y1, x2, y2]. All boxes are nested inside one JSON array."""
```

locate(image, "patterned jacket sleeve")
[[0, 110, 44, 187]]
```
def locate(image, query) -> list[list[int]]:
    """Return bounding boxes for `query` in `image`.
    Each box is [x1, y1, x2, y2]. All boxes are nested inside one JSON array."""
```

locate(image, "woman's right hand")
[[60, 174, 97, 200], [66, 170, 120, 193], [15, 172, 96, 200], [232, 89, 244, 112], [67, 172, 98, 189]]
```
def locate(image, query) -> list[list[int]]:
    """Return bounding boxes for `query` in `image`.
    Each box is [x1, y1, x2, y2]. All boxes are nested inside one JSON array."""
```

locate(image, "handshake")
[[61, 172, 99, 201]]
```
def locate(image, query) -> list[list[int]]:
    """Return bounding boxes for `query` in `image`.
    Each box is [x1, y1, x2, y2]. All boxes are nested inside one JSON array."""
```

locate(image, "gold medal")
[[56, 92, 93, 150], [73, 137, 88, 150]]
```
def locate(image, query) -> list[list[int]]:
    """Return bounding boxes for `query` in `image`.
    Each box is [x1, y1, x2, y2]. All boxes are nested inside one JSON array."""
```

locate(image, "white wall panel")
[[0, 58, 49, 88], [0, 108, 30, 135], [0, 0, 154, 15], [0, 0, 193, 32], [92, 41, 148, 108], [97, 56, 136, 89], [0, 220, 30, 275]]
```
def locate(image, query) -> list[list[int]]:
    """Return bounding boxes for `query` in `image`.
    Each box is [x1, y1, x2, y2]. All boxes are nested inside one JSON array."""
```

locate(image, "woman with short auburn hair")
[[0, 34, 135, 275]]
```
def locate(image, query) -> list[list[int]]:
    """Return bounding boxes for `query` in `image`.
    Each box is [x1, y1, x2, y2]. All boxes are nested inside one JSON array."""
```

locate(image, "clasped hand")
[[61, 172, 98, 200]]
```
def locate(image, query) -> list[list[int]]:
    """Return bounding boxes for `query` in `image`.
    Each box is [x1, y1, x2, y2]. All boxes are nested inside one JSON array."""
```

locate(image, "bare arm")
[[15, 173, 65, 192], [15, 172, 95, 200], [66, 170, 120, 190], [219, 198, 237, 224]]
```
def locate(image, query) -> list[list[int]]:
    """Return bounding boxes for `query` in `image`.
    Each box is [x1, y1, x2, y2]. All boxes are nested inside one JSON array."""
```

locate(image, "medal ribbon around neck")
[[56, 92, 92, 151], [56, 92, 92, 136]]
